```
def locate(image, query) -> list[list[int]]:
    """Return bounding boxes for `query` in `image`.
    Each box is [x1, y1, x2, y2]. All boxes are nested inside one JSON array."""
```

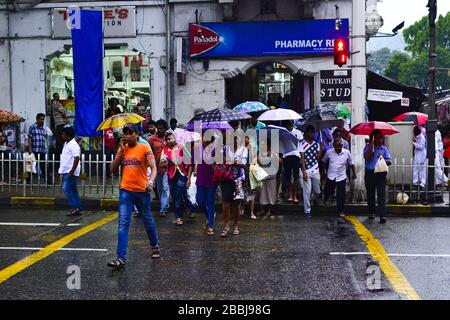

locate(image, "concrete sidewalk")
[[0, 195, 448, 217]]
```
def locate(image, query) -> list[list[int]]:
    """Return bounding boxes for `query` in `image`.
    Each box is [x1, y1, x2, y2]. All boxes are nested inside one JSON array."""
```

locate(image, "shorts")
[[220, 180, 236, 203], [283, 155, 300, 182]]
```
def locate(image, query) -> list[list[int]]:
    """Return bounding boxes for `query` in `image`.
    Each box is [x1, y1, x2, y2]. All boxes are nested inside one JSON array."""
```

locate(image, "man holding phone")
[[108, 123, 160, 269]]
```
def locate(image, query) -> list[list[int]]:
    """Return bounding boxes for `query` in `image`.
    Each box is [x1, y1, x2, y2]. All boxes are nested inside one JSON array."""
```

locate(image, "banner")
[[53, 7, 136, 38], [367, 89, 403, 103], [189, 19, 349, 58], [71, 9, 103, 137]]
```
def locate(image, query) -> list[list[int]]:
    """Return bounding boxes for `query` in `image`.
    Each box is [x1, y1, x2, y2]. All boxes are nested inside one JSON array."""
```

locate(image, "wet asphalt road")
[[0, 208, 449, 300]]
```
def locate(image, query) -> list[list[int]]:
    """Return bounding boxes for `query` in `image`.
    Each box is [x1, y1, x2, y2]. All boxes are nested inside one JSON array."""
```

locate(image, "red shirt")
[[104, 129, 115, 150], [148, 134, 167, 174], [163, 145, 190, 179], [444, 136, 450, 159]]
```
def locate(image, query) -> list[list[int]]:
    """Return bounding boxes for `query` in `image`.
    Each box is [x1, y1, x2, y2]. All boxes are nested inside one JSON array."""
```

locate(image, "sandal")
[[207, 228, 214, 236], [67, 208, 81, 217], [151, 247, 161, 259], [220, 227, 230, 238], [107, 258, 125, 268], [232, 226, 240, 235]]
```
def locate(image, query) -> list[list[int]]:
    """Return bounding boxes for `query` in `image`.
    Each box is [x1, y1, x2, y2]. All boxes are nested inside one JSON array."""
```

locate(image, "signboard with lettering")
[[52, 7, 136, 38], [320, 69, 351, 102], [367, 89, 403, 103], [189, 19, 349, 58], [401, 97, 410, 107]]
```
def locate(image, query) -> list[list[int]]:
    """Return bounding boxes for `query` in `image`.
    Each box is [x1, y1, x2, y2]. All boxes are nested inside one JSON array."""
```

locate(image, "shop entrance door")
[[225, 62, 314, 112]]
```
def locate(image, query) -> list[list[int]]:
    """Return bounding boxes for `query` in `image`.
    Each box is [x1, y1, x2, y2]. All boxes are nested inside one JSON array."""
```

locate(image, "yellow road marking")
[[0, 212, 118, 284], [11, 197, 55, 206], [346, 216, 421, 300]]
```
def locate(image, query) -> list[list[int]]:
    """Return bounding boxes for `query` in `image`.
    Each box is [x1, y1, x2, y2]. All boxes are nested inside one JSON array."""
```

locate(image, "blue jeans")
[[196, 186, 217, 228], [62, 174, 81, 210], [155, 173, 169, 213], [169, 174, 188, 219], [117, 189, 159, 261]]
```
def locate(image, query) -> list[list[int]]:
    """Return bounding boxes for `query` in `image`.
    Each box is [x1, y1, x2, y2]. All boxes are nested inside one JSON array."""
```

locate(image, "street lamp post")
[[426, 0, 437, 199]]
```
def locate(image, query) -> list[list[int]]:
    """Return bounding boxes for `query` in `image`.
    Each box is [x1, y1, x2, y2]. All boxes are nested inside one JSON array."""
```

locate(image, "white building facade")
[[0, 0, 362, 130]]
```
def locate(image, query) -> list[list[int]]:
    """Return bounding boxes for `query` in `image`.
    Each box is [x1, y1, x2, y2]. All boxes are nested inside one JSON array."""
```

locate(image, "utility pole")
[[165, 0, 172, 121], [350, 0, 367, 201], [426, 0, 437, 198]]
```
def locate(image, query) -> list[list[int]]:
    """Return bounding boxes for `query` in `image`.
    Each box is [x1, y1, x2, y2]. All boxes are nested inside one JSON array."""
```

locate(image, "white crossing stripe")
[[0, 222, 81, 227]]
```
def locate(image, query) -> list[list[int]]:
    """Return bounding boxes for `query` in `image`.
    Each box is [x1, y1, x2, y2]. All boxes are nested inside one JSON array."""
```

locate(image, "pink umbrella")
[[174, 129, 201, 145]]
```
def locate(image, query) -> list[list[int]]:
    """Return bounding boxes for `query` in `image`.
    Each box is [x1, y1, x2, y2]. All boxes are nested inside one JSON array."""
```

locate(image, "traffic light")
[[334, 38, 347, 67]]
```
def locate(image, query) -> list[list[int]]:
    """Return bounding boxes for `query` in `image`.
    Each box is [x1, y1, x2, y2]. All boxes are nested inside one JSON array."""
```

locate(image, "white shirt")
[[435, 130, 443, 152], [58, 138, 81, 176], [322, 148, 354, 182], [413, 133, 427, 162], [167, 127, 183, 135], [225, 145, 248, 165], [283, 128, 304, 158]]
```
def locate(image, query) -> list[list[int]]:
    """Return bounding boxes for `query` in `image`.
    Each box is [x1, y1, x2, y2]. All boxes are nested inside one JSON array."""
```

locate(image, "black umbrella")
[[188, 107, 251, 123], [299, 105, 341, 131]]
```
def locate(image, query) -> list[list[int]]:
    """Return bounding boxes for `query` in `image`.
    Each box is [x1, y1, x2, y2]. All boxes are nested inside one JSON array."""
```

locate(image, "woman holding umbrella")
[[363, 130, 392, 224]]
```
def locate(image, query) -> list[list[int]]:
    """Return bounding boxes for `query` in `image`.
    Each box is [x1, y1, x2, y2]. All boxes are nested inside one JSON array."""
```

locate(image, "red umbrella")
[[392, 112, 428, 126], [350, 121, 400, 136]]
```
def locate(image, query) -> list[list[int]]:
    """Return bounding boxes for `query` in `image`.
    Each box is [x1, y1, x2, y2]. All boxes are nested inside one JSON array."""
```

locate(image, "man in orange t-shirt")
[[108, 123, 160, 268]]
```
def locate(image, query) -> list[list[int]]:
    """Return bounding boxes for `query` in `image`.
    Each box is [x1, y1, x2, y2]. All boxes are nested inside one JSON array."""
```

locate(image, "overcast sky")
[[377, 0, 450, 33], [367, 0, 450, 52]]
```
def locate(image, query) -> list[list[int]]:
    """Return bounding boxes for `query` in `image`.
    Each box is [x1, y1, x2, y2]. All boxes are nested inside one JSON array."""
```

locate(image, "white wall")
[[0, 10, 11, 110], [1, 0, 355, 130], [0, 5, 167, 130]]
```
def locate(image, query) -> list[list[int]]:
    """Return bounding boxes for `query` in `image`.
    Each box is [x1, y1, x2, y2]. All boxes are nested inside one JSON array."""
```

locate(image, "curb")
[[0, 196, 449, 217]]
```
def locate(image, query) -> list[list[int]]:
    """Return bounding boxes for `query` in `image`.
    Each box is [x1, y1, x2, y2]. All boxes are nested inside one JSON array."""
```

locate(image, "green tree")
[[368, 47, 396, 74], [385, 12, 450, 89], [384, 52, 411, 81]]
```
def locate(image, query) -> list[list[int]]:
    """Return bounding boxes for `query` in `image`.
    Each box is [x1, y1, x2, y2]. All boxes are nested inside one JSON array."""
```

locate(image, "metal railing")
[[387, 158, 449, 204], [1, 152, 449, 205], [0, 152, 121, 198]]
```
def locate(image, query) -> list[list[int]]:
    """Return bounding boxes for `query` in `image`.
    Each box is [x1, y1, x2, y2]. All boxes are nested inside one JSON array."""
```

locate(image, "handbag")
[[251, 164, 269, 182], [212, 163, 234, 182], [23, 152, 37, 173], [374, 155, 388, 173], [249, 165, 262, 190]]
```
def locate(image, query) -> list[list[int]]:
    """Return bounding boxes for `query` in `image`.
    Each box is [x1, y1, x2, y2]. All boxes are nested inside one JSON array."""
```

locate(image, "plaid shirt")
[[28, 123, 47, 153]]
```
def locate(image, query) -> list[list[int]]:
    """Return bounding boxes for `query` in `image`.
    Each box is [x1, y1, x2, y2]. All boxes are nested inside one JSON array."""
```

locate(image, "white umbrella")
[[258, 109, 302, 121]]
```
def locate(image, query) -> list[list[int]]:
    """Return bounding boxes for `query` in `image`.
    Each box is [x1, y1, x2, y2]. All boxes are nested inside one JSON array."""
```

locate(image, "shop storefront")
[[187, 19, 349, 115]]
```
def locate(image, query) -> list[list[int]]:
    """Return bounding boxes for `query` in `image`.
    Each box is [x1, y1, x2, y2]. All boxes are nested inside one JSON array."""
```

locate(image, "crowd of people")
[[4, 99, 450, 268]]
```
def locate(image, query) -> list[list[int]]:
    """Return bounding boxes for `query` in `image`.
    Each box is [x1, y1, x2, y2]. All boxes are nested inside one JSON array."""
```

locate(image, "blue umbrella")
[[234, 101, 269, 113], [185, 121, 232, 131]]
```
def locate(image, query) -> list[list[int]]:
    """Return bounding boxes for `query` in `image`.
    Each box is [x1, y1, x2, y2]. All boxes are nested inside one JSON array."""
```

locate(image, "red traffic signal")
[[334, 38, 347, 67]]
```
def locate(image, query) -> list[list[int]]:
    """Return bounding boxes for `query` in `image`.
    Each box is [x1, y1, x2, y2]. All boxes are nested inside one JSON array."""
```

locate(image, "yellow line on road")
[[346, 216, 421, 300], [0, 212, 118, 284]]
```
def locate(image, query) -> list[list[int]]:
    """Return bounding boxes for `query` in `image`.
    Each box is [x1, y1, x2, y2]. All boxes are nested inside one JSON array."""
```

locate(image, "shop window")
[[130, 60, 141, 82], [112, 61, 123, 82], [260, 0, 276, 15]]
